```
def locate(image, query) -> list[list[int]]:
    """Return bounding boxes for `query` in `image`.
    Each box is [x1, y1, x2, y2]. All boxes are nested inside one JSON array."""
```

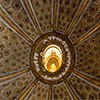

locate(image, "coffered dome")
[[0, 0, 100, 100]]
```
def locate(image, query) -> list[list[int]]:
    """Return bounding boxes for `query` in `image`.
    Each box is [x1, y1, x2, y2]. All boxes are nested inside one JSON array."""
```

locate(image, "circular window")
[[42, 44, 62, 73], [30, 31, 75, 84]]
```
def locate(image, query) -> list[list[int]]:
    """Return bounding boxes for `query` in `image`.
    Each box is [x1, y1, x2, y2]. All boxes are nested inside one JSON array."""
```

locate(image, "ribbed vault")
[[0, 0, 100, 100]]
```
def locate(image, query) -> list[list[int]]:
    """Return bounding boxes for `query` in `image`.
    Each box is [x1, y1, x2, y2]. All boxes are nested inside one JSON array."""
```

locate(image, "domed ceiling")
[[0, 0, 100, 100]]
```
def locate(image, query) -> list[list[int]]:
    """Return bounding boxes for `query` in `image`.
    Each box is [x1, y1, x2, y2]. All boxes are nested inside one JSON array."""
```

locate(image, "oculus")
[[30, 32, 75, 84], [42, 44, 62, 73]]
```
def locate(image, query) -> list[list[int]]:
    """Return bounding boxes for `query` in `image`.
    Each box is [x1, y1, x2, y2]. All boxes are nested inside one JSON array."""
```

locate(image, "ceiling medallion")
[[30, 31, 75, 84]]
